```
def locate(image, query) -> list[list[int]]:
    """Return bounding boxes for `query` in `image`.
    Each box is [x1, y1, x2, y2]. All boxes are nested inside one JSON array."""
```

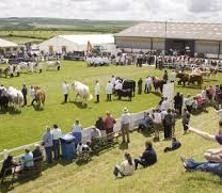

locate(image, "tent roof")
[[0, 38, 18, 48], [59, 34, 114, 45], [115, 21, 222, 41]]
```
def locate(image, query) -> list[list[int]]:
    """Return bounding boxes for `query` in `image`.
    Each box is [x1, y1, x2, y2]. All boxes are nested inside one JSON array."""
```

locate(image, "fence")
[[0, 109, 151, 164]]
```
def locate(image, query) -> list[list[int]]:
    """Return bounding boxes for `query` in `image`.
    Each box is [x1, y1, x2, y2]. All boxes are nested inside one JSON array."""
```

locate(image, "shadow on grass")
[[119, 142, 128, 150], [69, 101, 88, 109]]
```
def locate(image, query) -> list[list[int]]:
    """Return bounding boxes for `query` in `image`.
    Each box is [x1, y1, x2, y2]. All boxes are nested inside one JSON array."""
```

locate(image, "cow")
[[46, 60, 61, 71], [71, 81, 93, 106]]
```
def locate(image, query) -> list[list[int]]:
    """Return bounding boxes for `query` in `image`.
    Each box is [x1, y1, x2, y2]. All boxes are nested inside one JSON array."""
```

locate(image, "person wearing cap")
[[21, 84, 28, 106], [51, 124, 62, 160], [42, 127, 53, 164], [94, 80, 100, 103], [120, 107, 131, 143]]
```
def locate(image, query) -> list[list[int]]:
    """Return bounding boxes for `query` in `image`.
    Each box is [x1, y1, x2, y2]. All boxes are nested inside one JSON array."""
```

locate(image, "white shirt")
[[169, 71, 176, 82], [72, 124, 82, 133], [146, 77, 153, 85], [153, 112, 162, 123], [160, 100, 169, 111], [118, 160, 135, 176], [51, 128, 62, 140], [121, 113, 130, 125], [115, 81, 122, 90], [30, 88, 35, 99], [95, 83, 100, 95], [62, 83, 69, 95], [106, 82, 113, 94]]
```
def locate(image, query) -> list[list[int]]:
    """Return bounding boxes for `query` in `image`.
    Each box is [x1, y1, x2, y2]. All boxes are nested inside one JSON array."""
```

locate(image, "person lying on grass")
[[181, 126, 222, 177], [113, 152, 135, 178]]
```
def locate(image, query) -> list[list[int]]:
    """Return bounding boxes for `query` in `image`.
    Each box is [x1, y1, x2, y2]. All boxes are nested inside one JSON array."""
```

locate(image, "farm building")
[[114, 21, 222, 58], [0, 38, 19, 55], [38, 34, 115, 54]]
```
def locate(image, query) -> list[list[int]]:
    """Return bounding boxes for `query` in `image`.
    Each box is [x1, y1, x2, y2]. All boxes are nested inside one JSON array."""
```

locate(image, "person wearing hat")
[[120, 107, 131, 143]]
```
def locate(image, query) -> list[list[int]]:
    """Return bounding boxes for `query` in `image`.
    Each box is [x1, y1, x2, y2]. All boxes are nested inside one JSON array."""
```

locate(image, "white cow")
[[18, 62, 39, 73], [71, 81, 93, 105], [46, 60, 61, 71], [7, 86, 24, 110]]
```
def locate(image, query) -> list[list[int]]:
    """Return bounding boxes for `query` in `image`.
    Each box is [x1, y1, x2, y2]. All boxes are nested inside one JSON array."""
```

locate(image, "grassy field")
[[1, 62, 221, 150], [0, 62, 222, 193], [1, 109, 222, 193]]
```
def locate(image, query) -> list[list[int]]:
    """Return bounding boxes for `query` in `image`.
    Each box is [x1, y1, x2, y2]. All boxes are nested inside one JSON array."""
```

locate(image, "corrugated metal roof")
[[0, 38, 18, 48], [115, 22, 222, 41]]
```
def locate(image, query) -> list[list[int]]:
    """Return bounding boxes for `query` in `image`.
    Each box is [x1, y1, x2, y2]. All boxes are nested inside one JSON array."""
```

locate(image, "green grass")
[[0, 62, 222, 193], [1, 62, 221, 151], [2, 108, 222, 193]]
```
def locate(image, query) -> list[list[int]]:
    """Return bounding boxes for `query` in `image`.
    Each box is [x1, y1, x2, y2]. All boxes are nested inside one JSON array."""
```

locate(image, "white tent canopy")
[[38, 34, 115, 53], [0, 38, 18, 48]]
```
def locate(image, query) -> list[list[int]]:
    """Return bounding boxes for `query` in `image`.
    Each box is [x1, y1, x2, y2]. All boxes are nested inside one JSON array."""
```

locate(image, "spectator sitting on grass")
[[21, 148, 34, 169], [0, 155, 18, 179], [134, 140, 157, 170], [113, 152, 135, 178]]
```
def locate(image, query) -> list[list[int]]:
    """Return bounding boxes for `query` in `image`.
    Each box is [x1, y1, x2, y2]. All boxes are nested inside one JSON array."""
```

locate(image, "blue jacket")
[[141, 148, 157, 166]]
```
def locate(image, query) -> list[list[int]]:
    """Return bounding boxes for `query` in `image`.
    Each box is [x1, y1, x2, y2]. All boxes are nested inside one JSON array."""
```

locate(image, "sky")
[[0, 0, 222, 21]]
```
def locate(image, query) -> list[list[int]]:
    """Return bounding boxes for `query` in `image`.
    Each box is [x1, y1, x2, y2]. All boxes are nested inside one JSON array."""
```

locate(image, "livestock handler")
[[106, 81, 113, 101], [95, 80, 100, 103], [62, 81, 70, 103]]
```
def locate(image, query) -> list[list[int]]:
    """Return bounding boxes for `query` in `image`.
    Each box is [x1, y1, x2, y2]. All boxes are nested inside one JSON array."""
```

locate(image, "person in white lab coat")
[[106, 81, 113, 101]]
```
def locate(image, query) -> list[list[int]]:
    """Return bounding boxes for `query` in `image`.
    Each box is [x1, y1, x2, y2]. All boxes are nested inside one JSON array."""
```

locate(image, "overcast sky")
[[0, 0, 222, 21]]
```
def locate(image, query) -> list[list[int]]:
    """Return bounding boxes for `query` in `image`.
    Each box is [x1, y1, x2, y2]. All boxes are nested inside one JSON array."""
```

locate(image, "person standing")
[[120, 107, 131, 143], [152, 109, 162, 141], [137, 78, 143, 95], [104, 111, 116, 141], [106, 81, 113, 101], [174, 92, 183, 115], [30, 85, 36, 106], [62, 81, 69, 103], [21, 84, 28, 107], [182, 109, 190, 134], [163, 109, 173, 139], [95, 80, 100, 103], [42, 127, 53, 164], [163, 70, 168, 83], [51, 124, 62, 160]]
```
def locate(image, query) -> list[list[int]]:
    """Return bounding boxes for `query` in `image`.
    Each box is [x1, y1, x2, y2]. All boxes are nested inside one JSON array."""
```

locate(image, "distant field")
[[0, 30, 101, 44]]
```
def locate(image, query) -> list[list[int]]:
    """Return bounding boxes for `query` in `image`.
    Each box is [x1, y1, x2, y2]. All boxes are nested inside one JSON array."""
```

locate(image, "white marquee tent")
[[38, 34, 115, 53], [0, 38, 18, 48]]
